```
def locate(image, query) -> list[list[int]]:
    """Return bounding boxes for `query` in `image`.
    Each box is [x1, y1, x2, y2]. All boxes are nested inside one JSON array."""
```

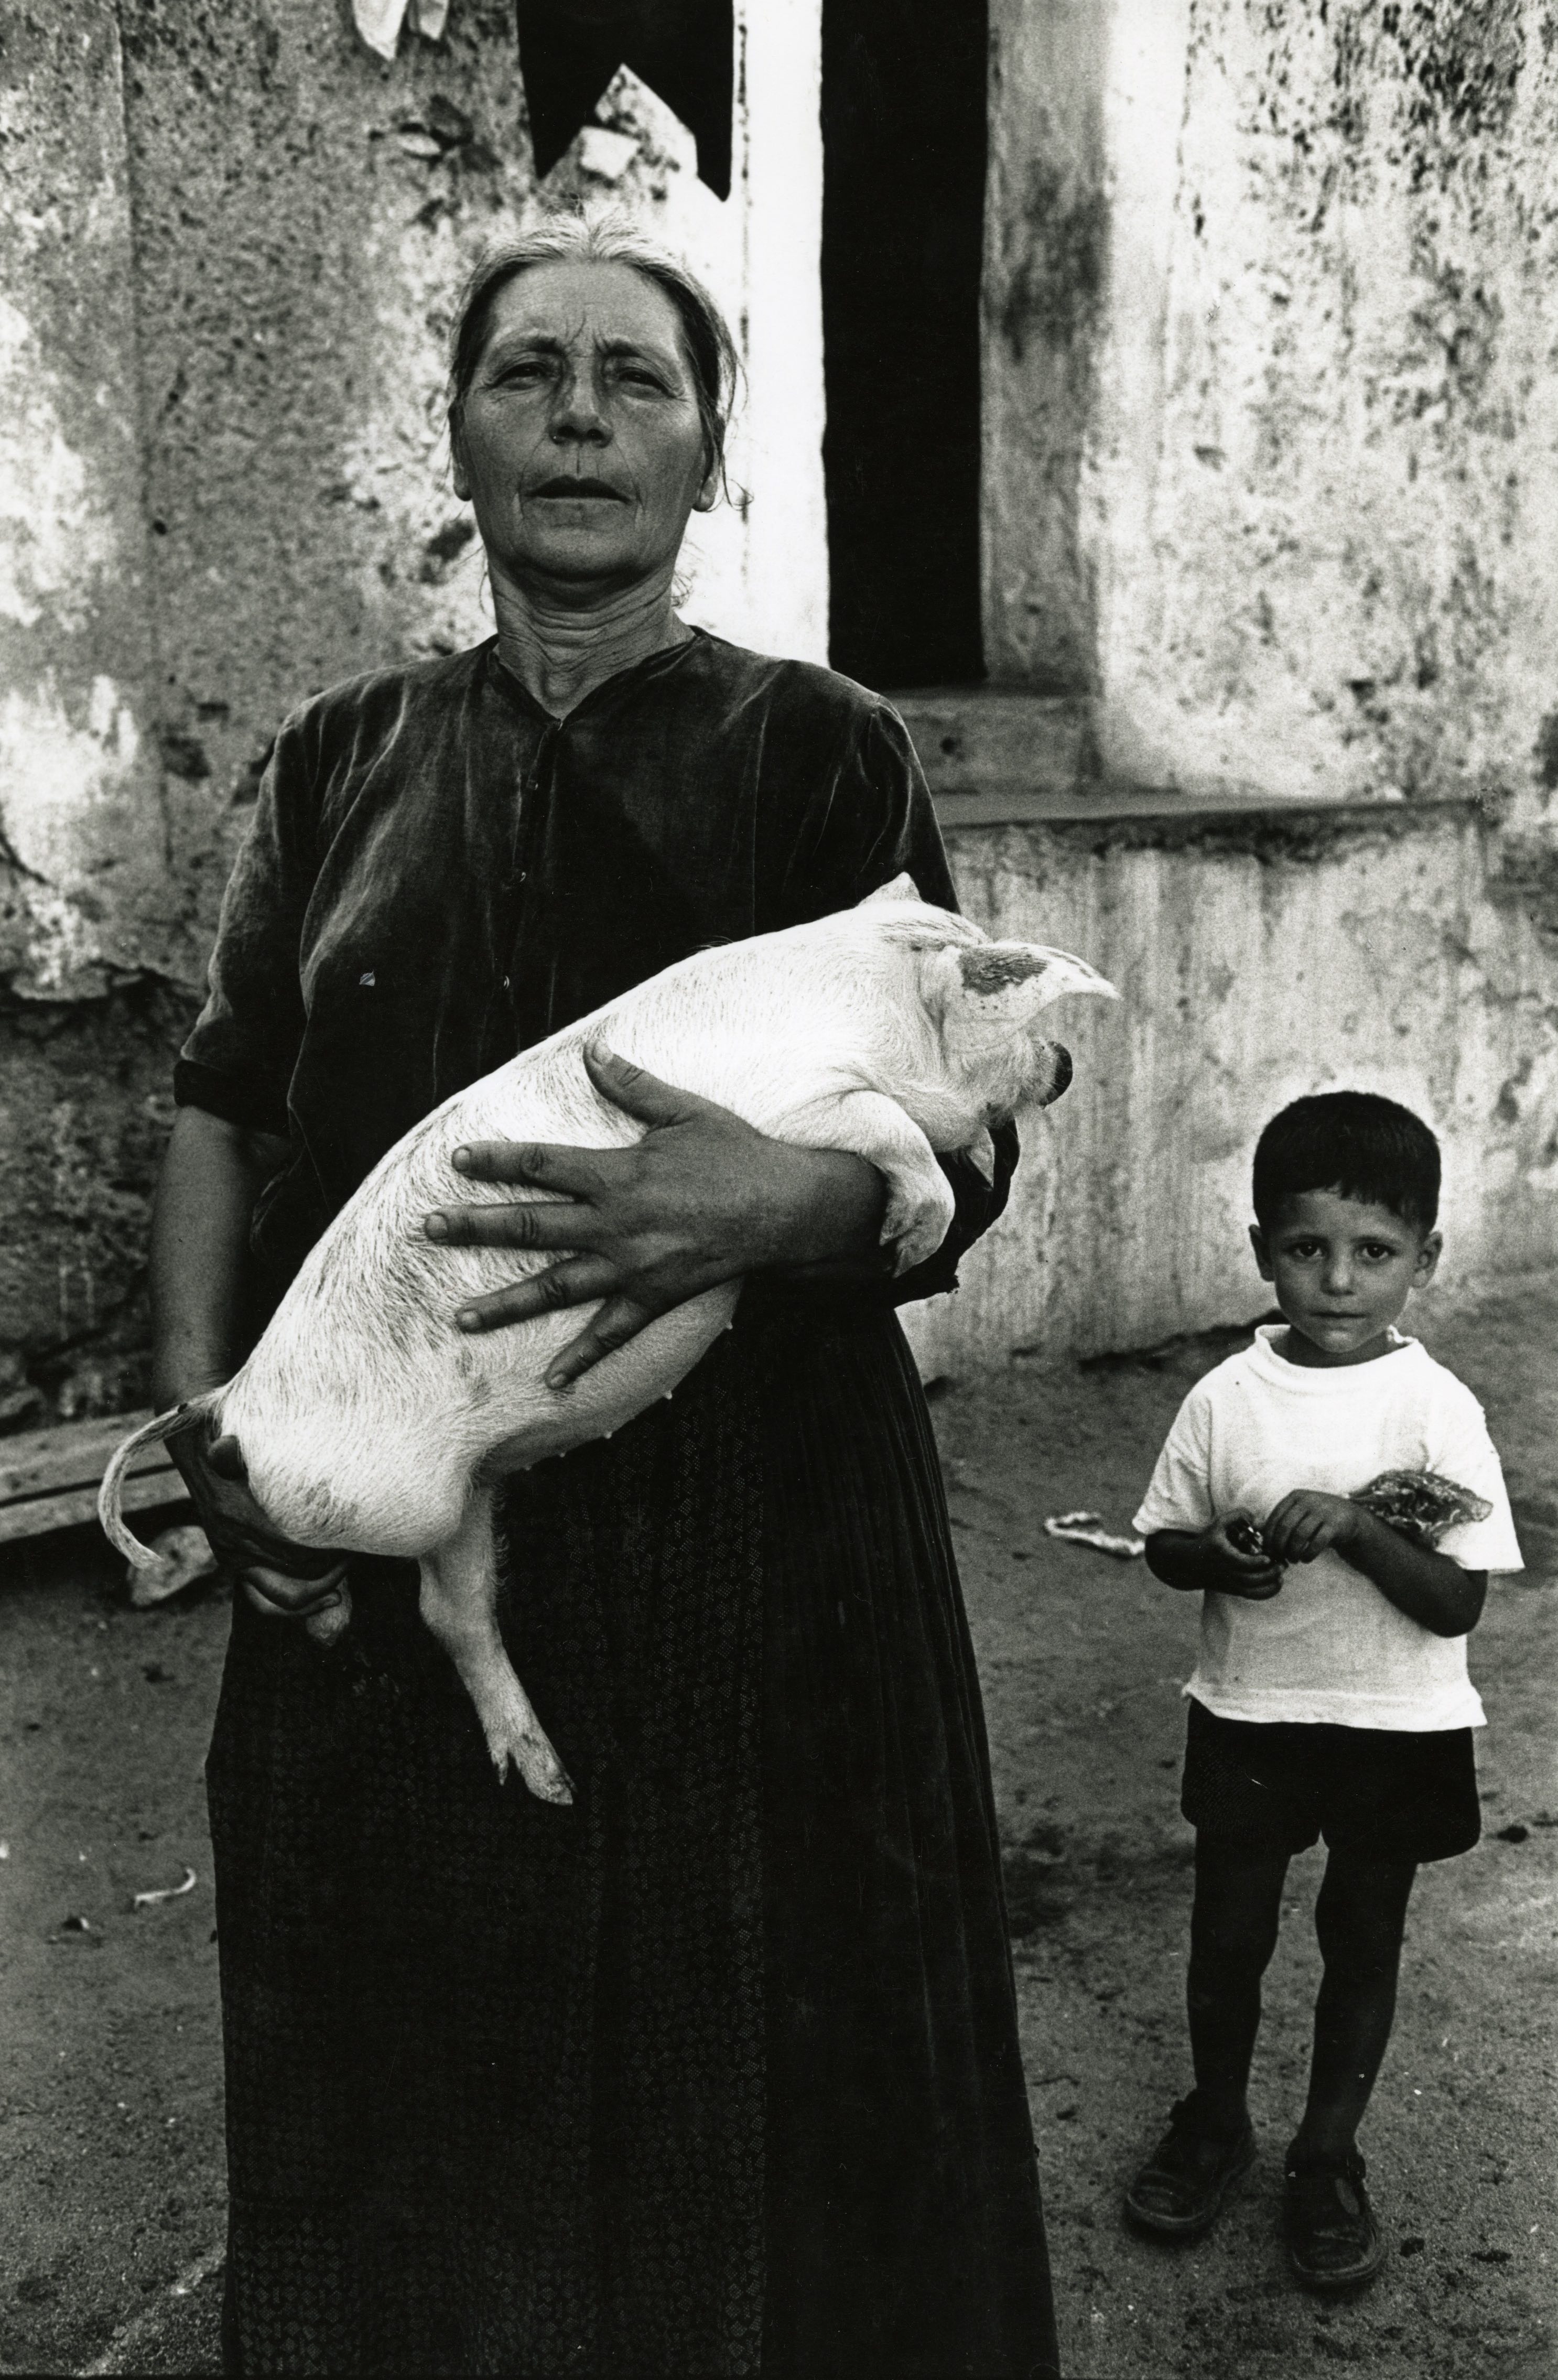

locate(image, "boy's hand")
[[1262, 1489, 1364, 1566], [1200, 1510, 1284, 1599]]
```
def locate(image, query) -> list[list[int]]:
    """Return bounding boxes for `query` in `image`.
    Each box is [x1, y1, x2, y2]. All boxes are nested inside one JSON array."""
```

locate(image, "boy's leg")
[[1292, 1847, 1417, 2160], [1187, 1834, 1291, 2132], [1284, 1846, 1416, 2290], [1125, 1835, 1287, 2236]]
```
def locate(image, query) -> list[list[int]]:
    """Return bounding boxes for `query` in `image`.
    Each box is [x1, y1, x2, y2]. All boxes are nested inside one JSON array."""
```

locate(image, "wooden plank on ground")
[[0, 1411, 166, 1498], [0, 1472, 190, 1547], [0, 1411, 184, 1549]]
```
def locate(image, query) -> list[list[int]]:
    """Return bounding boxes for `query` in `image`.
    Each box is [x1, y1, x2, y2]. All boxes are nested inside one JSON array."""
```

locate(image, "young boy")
[[1124, 1091, 1522, 2289]]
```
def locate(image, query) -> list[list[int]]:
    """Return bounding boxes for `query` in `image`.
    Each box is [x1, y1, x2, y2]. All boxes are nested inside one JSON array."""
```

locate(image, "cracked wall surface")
[[1, 0, 824, 1415], [0, 5, 180, 1001], [992, 0, 1558, 830]]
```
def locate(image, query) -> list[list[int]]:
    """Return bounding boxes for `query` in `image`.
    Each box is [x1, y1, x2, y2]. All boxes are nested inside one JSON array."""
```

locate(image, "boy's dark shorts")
[[1182, 1697, 1480, 1864]]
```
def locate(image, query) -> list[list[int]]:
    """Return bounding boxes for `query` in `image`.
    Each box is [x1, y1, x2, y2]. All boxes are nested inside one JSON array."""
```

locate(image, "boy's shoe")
[[1123, 2096, 1257, 2238], [1284, 2148, 1384, 2290]]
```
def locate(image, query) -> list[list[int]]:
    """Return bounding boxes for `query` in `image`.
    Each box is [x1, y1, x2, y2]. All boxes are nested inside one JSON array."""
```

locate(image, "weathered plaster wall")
[[0, 0, 825, 1414], [989, 0, 1558, 828], [983, 0, 1114, 695], [903, 804, 1558, 1377], [0, 4, 177, 1000]]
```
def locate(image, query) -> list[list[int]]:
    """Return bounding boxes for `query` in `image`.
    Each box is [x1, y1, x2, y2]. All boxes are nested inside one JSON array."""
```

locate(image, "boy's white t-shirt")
[[1133, 1325, 1523, 1730]]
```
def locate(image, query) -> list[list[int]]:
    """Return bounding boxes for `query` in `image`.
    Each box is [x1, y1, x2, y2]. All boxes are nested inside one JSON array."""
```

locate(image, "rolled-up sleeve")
[[785, 697, 1020, 1307], [173, 719, 315, 1139]]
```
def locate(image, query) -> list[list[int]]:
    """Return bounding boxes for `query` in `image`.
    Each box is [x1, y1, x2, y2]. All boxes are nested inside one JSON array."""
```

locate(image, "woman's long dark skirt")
[[206, 1297, 1059, 2376]]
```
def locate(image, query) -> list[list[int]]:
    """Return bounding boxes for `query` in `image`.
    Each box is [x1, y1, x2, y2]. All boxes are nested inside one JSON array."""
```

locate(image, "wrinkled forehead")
[[474, 260, 691, 377]]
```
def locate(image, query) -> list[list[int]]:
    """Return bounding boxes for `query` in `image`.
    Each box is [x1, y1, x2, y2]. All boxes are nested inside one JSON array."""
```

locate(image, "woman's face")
[[452, 259, 719, 599]]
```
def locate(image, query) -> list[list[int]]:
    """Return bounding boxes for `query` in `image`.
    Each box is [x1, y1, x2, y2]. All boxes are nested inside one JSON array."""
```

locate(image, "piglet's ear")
[[957, 943, 1118, 1010], [917, 943, 968, 1026], [859, 871, 921, 907]]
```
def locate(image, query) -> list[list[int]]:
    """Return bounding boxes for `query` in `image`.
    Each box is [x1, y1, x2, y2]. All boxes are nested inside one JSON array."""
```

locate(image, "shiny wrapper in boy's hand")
[[1348, 1468, 1492, 1548], [1200, 1510, 1285, 1598]]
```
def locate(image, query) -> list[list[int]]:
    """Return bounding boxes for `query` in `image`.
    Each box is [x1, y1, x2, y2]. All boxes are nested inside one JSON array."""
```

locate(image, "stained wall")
[[988, 0, 1558, 823]]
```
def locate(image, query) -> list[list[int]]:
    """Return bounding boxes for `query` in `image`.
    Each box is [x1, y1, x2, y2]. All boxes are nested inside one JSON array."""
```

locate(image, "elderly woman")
[[156, 216, 1059, 2378]]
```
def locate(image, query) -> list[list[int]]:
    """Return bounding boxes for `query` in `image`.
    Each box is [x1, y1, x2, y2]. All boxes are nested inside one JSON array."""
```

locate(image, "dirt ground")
[[2, 1279, 1555, 2379]]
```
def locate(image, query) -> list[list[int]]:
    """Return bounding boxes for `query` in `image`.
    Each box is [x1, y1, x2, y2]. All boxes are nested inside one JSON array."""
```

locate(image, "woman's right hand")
[[168, 1417, 351, 1635]]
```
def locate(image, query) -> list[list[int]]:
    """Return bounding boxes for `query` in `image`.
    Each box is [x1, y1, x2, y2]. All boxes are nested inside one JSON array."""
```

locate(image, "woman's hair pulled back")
[[447, 210, 739, 487]]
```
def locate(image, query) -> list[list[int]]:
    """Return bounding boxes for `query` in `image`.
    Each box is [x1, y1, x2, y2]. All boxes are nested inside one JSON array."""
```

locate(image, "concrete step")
[[886, 687, 1095, 810]]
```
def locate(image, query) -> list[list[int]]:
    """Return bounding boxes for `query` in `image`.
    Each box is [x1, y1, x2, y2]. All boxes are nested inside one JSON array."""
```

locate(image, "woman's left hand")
[[422, 1043, 887, 1386]]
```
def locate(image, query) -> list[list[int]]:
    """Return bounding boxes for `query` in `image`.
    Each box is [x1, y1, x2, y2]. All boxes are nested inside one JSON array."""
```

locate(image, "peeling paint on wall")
[[996, 0, 1558, 825], [0, 6, 186, 1007], [983, 0, 1113, 693], [0, 301, 120, 636]]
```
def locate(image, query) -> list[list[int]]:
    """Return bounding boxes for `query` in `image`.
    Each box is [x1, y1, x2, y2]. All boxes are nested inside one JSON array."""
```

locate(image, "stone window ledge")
[[886, 688, 1489, 845]]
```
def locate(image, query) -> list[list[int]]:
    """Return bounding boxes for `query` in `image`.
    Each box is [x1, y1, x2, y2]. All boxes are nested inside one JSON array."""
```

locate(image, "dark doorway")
[[820, 0, 987, 690]]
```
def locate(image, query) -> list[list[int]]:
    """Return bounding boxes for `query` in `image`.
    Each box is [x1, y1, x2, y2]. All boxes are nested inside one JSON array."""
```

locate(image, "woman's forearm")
[[150, 1107, 288, 1406], [763, 1145, 891, 1281]]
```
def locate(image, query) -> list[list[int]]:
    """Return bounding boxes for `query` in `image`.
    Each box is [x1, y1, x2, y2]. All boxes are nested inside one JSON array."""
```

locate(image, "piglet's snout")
[[1032, 1043, 1074, 1108]]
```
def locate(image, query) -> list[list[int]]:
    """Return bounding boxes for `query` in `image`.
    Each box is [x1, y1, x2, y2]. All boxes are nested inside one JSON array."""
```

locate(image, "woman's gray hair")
[[447, 211, 740, 486]]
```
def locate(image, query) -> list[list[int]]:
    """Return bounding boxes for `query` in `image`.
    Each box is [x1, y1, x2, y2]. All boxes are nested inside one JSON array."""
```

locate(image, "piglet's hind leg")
[[417, 1487, 574, 1805]]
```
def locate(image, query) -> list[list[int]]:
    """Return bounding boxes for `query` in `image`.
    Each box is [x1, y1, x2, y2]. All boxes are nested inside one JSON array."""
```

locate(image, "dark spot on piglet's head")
[[958, 947, 1046, 997]]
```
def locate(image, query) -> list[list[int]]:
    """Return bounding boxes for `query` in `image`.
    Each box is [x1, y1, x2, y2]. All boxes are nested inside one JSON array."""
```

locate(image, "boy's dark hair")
[[1252, 1091, 1441, 1232]]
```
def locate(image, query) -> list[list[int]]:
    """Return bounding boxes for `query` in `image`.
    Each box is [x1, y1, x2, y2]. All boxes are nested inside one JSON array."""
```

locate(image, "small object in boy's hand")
[[1349, 1469, 1492, 1548], [1042, 1511, 1145, 1561], [1225, 1514, 1269, 1559]]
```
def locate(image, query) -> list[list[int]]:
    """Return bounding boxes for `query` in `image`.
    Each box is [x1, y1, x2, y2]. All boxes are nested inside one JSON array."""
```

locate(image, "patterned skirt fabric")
[[205, 1296, 1058, 2378]]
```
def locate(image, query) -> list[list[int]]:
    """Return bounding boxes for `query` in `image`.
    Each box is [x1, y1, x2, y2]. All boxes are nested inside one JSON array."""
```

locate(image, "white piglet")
[[101, 878, 1115, 1802]]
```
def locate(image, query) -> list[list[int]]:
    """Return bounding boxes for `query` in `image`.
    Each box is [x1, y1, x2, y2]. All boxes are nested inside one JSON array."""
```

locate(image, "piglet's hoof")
[[486, 1720, 575, 1805]]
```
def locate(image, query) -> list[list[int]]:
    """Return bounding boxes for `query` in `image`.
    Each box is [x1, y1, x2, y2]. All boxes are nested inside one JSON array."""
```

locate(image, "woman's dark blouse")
[[176, 629, 1013, 1299], [178, 632, 1055, 2380]]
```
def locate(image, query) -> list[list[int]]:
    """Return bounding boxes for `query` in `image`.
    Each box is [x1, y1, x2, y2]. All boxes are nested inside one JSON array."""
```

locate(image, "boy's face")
[[1249, 1187, 1441, 1368]]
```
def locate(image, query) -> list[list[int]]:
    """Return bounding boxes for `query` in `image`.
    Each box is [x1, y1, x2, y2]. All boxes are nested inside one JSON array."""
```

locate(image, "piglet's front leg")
[[774, 1090, 955, 1274], [417, 1486, 574, 1804]]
